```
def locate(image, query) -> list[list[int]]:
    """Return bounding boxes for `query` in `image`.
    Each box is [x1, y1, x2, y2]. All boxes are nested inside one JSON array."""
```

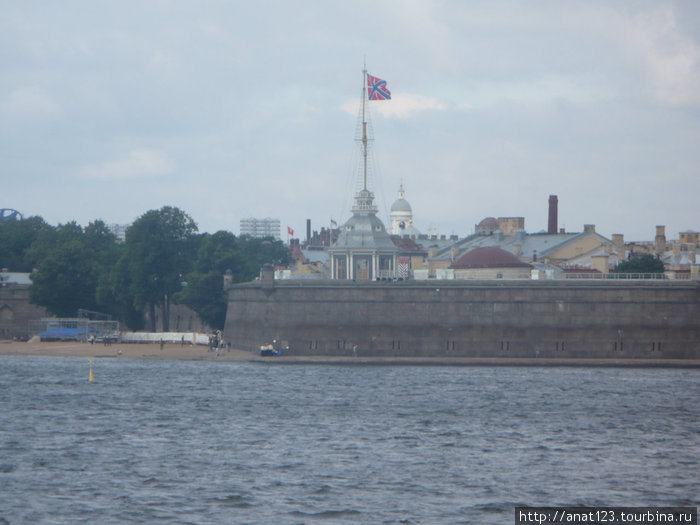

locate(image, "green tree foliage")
[[96, 247, 145, 330], [117, 206, 198, 331], [29, 221, 120, 317], [0, 215, 52, 271], [175, 231, 239, 329], [237, 235, 291, 280], [175, 232, 291, 330], [3, 208, 291, 332], [613, 253, 665, 274]]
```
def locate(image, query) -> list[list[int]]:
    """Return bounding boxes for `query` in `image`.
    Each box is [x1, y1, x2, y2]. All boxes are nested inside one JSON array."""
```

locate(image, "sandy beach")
[[1, 340, 699, 367]]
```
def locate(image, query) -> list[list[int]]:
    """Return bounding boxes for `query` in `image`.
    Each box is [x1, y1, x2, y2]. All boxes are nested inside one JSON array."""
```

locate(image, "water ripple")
[[0, 356, 697, 524]]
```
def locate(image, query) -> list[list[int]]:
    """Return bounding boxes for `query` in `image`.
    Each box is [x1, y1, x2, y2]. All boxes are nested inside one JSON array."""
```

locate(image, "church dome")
[[478, 217, 498, 229], [475, 217, 499, 234], [390, 198, 412, 213], [389, 183, 420, 236], [390, 183, 412, 213]]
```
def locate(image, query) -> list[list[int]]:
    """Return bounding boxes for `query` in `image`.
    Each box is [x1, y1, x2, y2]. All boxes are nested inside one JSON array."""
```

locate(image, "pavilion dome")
[[334, 213, 396, 250], [333, 188, 397, 251]]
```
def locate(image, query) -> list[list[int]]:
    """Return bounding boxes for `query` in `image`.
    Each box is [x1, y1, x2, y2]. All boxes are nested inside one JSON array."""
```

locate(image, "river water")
[[0, 356, 697, 524]]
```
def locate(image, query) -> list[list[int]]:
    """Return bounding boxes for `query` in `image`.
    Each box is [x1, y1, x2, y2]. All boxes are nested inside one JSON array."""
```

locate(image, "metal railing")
[[558, 273, 677, 280], [28, 318, 120, 341], [376, 269, 408, 280], [374, 270, 691, 281]]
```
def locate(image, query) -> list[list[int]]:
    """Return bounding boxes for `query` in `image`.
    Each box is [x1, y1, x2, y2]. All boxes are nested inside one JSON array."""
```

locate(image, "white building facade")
[[239, 217, 281, 239]]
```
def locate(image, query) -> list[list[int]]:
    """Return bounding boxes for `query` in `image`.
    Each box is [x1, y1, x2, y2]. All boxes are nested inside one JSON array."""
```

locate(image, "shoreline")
[[1, 341, 699, 368], [0, 340, 253, 362]]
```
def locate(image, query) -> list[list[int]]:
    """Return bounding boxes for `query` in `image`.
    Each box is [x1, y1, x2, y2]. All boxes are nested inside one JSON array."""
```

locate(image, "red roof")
[[477, 217, 498, 228], [290, 242, 307, 262], [450, 247, 531, 269], [391, 236, 426, 253]]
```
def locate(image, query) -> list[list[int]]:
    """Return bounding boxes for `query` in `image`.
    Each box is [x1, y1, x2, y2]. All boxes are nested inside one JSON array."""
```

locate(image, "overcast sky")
[[2, 1, 699, 242]]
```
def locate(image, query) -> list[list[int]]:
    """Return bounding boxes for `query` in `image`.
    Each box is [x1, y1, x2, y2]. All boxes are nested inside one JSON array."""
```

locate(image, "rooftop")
[[450, 247, 532, 269]]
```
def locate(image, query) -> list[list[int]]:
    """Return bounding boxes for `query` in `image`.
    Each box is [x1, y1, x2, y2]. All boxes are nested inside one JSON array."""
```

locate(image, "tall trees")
[[175, 232, 291, 330], [0, 215, 52, 271], [175, 231, 240, 330], [3, 207, 292, 331], [119, 206, 198, 331], [237, 235, 291, 281], [28, 221, 119, 317]]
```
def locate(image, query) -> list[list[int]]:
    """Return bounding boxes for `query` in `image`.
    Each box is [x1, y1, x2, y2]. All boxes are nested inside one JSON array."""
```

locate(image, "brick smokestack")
[[548, 195, 558, 234], [306, 219, 311, 244]]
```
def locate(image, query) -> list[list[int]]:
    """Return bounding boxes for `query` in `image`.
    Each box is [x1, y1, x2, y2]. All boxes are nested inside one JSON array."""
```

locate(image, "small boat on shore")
[[260, 343, 282, 357]]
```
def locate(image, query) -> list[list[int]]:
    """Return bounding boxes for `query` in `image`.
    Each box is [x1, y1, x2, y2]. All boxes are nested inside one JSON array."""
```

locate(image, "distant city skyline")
[[2, 1, 699, 242]]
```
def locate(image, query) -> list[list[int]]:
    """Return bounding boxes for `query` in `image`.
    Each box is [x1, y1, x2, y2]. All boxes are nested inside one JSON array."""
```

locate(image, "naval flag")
[[367, 73, 391, 100]]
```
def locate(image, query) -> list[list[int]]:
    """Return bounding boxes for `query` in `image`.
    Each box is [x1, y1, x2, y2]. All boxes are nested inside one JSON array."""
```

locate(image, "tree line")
[[0, 206, 290, 331]]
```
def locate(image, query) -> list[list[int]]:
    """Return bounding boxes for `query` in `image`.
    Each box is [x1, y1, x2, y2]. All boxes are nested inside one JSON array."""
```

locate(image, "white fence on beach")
[[120, 332, 210, 345]]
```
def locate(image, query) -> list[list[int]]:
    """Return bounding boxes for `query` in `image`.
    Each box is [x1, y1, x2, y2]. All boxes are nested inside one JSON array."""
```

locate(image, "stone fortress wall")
[[224, 276, 700, 359], [0, 284, 47, 339]]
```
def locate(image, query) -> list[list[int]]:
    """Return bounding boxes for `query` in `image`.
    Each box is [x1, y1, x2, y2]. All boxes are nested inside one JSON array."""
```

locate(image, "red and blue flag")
[[367, 73, 391, 100]]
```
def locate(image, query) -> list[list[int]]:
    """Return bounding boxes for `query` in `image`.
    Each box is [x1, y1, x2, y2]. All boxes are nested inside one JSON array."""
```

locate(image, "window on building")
[[379, 255, 394, 271], [334, 256, 347, 280]]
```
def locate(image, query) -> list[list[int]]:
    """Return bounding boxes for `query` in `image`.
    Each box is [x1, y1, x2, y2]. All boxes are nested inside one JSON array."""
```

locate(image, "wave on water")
[[0, 357, 697, 524]]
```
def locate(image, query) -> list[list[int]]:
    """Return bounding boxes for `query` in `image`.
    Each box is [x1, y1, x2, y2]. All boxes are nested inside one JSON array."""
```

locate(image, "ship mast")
[[351, 64, 378, 217], [361, 65, 368, 191]]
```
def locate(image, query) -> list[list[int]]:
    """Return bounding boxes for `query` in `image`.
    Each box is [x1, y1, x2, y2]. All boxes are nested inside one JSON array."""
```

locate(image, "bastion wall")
[[0, 284, 48, 340], [223, 279, 700, 359]]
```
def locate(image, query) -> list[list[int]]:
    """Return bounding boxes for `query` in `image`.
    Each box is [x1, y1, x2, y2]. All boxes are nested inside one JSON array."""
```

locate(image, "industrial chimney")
[[655, 225, 666, 254], [548, 195, 558, 234]]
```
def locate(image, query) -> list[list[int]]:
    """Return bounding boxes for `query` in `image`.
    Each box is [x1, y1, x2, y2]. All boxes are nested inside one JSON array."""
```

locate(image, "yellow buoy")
[[88, 359, 94, 382]]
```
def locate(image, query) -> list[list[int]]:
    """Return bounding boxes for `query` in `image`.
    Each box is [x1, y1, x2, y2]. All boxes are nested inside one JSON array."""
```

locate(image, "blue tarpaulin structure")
[[39, 327, 95, 341]]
